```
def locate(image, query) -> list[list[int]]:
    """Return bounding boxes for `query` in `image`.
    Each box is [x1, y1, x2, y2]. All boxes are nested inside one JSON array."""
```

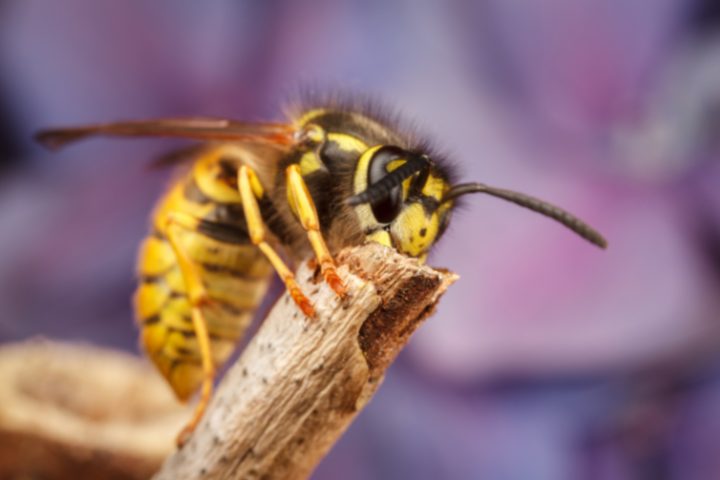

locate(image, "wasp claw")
[[287, 283, 315, 318], [176, 425, 194, 449], [324, 269, 347, 298], [297, 297, 316, 318]]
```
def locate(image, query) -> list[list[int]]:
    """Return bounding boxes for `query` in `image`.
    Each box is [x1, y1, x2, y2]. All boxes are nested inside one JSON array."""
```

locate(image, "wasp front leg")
[[285, 164, 347, 297], [237, 165, 315, 317]]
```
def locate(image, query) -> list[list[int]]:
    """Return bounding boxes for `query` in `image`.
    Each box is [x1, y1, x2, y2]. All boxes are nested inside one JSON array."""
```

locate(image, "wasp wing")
[[35, 117, 296, 151]]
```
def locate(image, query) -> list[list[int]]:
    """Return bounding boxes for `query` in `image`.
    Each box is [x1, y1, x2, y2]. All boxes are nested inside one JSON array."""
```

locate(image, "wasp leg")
[[285, 164, 346, 297], [163, 212, 216, 448], [237, 165, 315, 317]]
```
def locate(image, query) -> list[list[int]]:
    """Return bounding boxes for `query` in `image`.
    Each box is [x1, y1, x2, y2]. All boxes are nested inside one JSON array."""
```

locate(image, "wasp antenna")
[[347, 154, 430, 206], [442, 183, 608, 249]]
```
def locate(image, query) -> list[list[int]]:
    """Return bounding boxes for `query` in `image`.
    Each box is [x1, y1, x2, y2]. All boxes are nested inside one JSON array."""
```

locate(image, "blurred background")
[[1, 0, 720, 478]]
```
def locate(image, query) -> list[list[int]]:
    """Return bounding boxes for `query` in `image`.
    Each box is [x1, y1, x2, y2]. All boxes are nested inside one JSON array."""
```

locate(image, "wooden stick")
[[154, 243, 457, 480]]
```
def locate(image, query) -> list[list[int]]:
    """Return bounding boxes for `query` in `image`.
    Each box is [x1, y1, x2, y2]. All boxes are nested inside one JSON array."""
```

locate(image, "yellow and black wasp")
[[36, 95, 607, 446]]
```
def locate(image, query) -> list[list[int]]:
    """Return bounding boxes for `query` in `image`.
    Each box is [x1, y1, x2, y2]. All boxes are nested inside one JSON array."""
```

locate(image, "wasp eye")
[[367, 146, 405, 223]]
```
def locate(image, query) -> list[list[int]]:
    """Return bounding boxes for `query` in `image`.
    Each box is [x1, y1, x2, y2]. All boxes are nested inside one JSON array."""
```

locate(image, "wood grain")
[[154, 243, 457, 480]]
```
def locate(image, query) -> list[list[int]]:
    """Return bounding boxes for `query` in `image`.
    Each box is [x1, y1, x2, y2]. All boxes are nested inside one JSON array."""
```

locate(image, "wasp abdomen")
[[134, 151, 275, 401]]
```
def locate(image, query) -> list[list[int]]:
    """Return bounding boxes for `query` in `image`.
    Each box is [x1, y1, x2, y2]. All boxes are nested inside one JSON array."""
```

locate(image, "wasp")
[[36, 95, 607, 446]]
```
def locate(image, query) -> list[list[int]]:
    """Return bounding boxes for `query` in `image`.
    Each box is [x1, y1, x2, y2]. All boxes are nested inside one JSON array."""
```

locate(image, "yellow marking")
[[192, 146, 246, 204], [138, 237, 175, 276], [390, 203, 440, 257], [170, 362, 205, 403], [327, 132, 367, 152], [353, 145, 383, 195], [142, 322, 168, 355], [295, 108, 328, 126], [150, 350, 174, 384], [385, 158, 415, 197], [157, 299, 193, 333], [238, 165, 315, 317], [299, 150, 321, 176], [200, 276, 264, 310], [387, 159, 405, 172], [204, 312, 254, 341], [176, 232, 273, 278], [352, 145, 384, 233], [136, 282, 170, 320], [303, 124, 325, 144], [165, 267, 187, 294], [422, 174, 449, 201], [367, 229, 392, 248], [286, 164, 346, 297], [153, 182, 215, 231], [165, 214, 208, 302], [298, 132, 367, 176]]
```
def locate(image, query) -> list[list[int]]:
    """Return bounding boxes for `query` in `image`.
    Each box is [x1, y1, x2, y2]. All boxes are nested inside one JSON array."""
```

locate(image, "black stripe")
[[174, 345, 197, 357], [208, 298, 252, 317], [141, 314, 161, 325], [166, 321, 242, 342], [168, 358, 201, 372], [258, 195, 296, 246], [138, 275, 185, 298], [194, 215, 252, 245], [415, 194, 440, 216], [140, 273, 166, 284], [201, 261, 267, 281], [166, 321, 195, 337], [217, 158, 239, 185]]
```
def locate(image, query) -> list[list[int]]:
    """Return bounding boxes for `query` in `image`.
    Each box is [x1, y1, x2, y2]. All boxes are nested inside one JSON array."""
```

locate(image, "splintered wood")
[[155, 243, 456, 480]]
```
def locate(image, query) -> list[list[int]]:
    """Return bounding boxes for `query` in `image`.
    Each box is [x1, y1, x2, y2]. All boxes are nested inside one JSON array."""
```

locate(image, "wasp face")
[[351, 145, 453, 261]]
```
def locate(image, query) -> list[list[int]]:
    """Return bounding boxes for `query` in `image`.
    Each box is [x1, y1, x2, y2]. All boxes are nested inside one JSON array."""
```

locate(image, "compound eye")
[[367, 146, 405, 224]]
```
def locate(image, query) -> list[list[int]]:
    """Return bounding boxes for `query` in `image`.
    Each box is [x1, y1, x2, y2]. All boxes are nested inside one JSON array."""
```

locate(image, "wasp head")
[[348, 146, 454, 262]]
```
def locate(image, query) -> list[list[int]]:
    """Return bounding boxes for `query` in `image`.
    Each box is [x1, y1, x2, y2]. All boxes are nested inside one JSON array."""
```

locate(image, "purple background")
[[1, 1, 720, 479]]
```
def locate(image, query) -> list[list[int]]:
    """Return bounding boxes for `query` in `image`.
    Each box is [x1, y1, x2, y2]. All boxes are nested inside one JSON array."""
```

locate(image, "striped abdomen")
[[134, 147, 274, 401]]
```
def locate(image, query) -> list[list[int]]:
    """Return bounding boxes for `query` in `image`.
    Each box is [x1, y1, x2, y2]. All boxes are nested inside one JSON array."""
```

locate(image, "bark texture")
[[154, 243, 457, 480]]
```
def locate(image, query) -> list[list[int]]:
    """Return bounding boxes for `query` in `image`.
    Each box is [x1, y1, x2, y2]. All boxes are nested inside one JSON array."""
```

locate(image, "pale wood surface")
[[154, 243, 457, 480]]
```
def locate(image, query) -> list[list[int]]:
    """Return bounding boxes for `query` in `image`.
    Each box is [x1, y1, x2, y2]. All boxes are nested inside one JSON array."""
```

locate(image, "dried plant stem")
[[154, 243, 457, 480]]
